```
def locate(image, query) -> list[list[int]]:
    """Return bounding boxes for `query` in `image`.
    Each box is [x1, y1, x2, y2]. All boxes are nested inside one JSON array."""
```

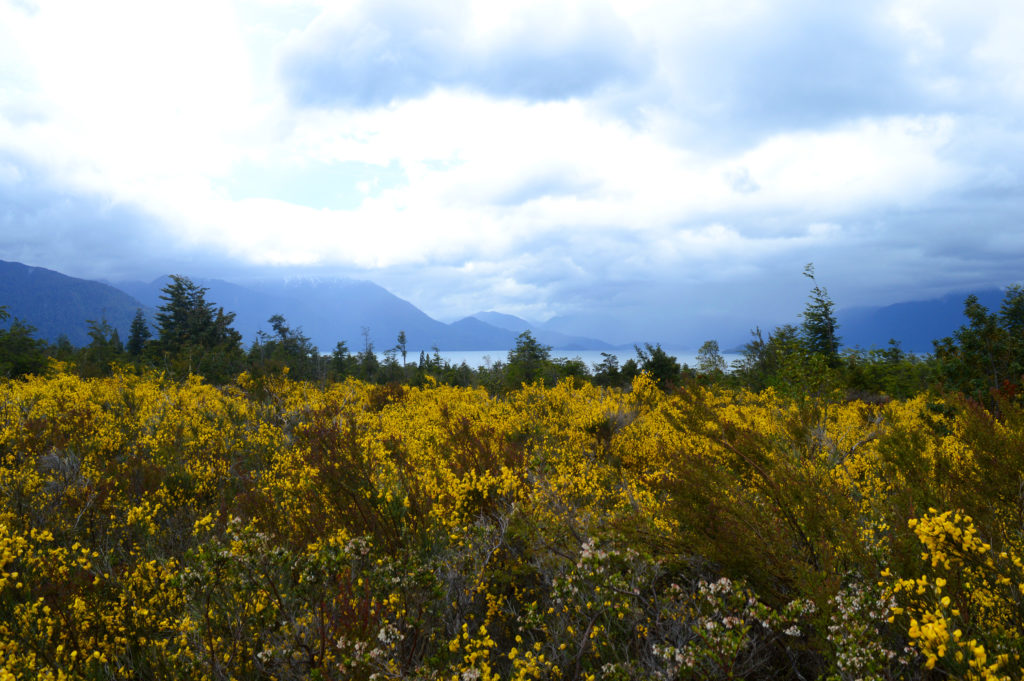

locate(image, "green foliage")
[[248, 314, 322, 381], [355, 327, 380, 382], [591, 352, 622, 387], [839, 341, 932, 400], [0, 306, 48, 378], [396, 330, 408, 366], [155, 275, 242, 355], [734, 325, 839, 398], [697, 339, 726, 377], [79, 318, 125, 377], [153, 275, 244, 382], [634, 342, 681, 388], [506, 330, 552, 387], [934, 286, 1024, 404], [126, 308, 151, 358], [329, 341, 356, 380], [800, 264, 840, 364]]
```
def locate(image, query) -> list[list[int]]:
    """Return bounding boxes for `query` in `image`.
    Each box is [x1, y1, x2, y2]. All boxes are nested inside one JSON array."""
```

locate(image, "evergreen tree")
[[249, 314, 318, 379], [356, 327, 379, 382], [592, 352, 621, 387], [0, 307, 48, 378], [933, 286, 1024, 403], [506, 331, 551, 386], [329, 341, 356, 380], [155, 275, 242, 354], [81, 318, 124, 377], [154, 275, 243, 381], [634, 343, 681, 388], [799, 264, 840, 364], [126, 309, 151, 358]]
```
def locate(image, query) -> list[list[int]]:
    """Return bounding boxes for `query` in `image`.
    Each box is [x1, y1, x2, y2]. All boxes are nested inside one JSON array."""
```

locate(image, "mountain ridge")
[[0, 260, 149, 346], [1, 259, 1011, 354], [468, 310, 614, 350]]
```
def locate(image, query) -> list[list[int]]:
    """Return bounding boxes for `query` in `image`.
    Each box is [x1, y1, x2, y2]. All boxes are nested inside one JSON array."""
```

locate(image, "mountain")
[[837, 289, 1006, 353], [469, 311, 615, 350], [472, 311, 533, 334], [113, 276, 526, 351], [0, 260, 148, 346], [2, 258, 1010, 354]]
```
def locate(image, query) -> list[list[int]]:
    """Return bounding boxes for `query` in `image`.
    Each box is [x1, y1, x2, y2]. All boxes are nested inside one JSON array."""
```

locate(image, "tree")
[[329, 341, 356, 380], [634, 343, 680, 388], [734, 324, 832, 396], [126, 309, 151, 358], [249, 314, 318, 380], [0, 307, 48, 378], [592, 352, 622, 387], [356, 327, 379, 382], [506, 331, 551, 386], [933, 286, 1024, 403], [697, 340, 726, 377], [999, 284, 1024, 336], [396, 331, 408, 367], [81, 318, 124, 377], [154, 276, 243, 381], [799, 264, 840, 364], [155, 276, 241, 354]]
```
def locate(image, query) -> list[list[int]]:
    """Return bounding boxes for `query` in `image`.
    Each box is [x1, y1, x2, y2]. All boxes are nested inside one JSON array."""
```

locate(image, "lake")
[[394, 349, 743, 371]]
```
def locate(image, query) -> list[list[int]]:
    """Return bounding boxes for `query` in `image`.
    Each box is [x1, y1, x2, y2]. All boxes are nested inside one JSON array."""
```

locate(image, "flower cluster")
[[1, 370, 1024, 679]]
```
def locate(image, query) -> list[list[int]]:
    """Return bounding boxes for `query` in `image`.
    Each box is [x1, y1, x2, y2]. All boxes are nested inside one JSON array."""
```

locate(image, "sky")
[[1, 0, 1023, 346]]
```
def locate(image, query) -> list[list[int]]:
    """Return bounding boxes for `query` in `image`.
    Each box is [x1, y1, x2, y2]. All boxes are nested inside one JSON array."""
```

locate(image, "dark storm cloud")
[[0, 152, 195, 282], [278, 0, 649, 107], [659, 1, 986, 149]]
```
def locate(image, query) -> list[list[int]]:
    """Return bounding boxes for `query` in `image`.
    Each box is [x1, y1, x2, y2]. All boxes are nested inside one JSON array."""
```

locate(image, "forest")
[[1, 271, 1023, 680]]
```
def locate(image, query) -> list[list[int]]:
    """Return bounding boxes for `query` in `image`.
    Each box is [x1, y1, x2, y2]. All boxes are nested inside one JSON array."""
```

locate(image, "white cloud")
[[278, 0, 648, 106], [2, 0, 1024, 342]]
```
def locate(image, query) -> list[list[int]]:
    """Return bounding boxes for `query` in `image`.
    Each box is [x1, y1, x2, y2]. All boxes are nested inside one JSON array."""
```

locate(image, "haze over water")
[[386, 350, 744, 371]]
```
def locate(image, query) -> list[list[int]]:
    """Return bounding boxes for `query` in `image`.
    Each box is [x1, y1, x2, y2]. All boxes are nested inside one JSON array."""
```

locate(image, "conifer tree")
[[0, 306, 48, 378], [799, 263, 840, 364], [154, 275, 243, 381], [155, 276, 241, 354], [126, 309, 151, 358]]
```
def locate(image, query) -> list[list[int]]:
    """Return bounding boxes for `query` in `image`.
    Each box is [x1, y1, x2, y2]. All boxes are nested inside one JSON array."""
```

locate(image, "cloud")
[[635, 0, 1024, 152], [3, 0, 1024, 348], [0, 151, 183, 281], [278, 0, 649, 107]]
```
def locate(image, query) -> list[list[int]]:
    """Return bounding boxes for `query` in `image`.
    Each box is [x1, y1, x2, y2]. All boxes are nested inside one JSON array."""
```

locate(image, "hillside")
[[115, 276, 523, 351], [837, 288, 1005, 352], [0, 260, 148, 346]]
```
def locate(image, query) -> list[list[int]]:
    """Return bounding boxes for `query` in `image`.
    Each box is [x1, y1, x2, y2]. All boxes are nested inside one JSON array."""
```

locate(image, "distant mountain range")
[[113, 275, 612, 352], [837, 289, 1005, 353], [0, 260, 148, 346], [0, 258, 1008, 353], [0, 260, 609, 351], [468, 311, 615, 351]]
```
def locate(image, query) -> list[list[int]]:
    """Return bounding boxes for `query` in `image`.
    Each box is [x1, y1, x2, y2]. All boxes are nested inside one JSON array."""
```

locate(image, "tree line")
[[2, 268, 1024, 404]]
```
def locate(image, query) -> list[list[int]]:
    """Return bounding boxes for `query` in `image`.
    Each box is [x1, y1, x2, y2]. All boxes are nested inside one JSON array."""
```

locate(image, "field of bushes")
[[1, 368, 1022, 680]]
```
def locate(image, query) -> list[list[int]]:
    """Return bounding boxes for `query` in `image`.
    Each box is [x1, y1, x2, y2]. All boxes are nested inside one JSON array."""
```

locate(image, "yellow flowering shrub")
[[886, 509, 1024, 680], [1, 370, 1023, 679]]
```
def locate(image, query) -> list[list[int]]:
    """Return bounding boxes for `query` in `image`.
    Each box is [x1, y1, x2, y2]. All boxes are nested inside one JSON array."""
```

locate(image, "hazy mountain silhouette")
[[838, 289, 1005, 353], [470, 311, 613, 350], [114, 276, 521, 351], [0, 260, 148, 345], [1, 259, 1010, 354]]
